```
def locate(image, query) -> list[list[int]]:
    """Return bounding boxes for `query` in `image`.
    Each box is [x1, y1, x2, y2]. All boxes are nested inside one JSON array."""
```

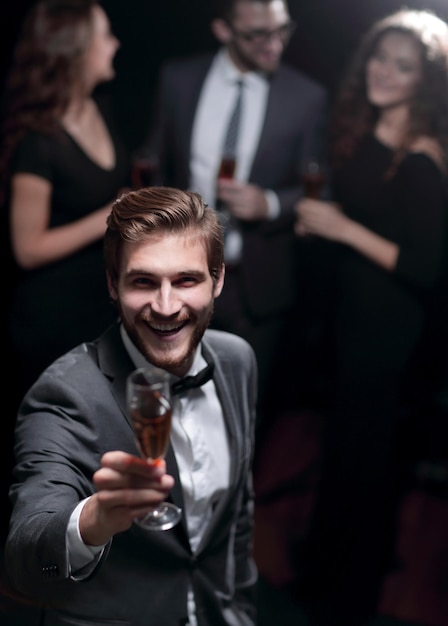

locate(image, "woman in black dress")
[[294, 9, 448, 625], [0, 0, 131, 402]]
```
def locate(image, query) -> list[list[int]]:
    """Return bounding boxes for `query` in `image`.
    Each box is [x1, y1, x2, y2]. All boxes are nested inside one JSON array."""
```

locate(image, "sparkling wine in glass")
[[126, 366, 181, 531], [301, 157, 326, 199], [217, 155, 236, 180]]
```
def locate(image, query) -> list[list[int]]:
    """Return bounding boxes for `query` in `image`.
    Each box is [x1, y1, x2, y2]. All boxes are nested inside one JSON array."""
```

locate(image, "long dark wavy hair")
[[331, 9, 448, 176], [0, 0, 97, 205]]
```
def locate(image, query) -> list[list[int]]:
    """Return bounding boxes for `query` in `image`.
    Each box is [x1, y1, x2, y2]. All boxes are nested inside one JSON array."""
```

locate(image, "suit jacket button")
[[41, 564, 59, 577]]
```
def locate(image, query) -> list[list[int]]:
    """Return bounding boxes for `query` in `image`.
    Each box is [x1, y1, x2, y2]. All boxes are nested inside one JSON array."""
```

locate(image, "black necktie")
[[171, 363, 215, 396], [222, 79, 244, 158]]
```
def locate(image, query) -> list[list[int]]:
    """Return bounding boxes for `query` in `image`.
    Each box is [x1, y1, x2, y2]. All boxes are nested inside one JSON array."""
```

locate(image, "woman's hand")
[[295, 197, 400, 271], [294, 198, 349, 242]]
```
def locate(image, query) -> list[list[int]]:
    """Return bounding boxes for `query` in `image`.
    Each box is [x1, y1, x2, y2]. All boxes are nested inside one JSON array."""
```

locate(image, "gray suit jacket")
[[147, 51, 328, 317], [5, 323, 258, 626]]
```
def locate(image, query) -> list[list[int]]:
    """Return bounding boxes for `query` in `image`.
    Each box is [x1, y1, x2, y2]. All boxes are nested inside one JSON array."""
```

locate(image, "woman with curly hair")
[[0, 0, 130, 402], [294, 9, 448, 625]]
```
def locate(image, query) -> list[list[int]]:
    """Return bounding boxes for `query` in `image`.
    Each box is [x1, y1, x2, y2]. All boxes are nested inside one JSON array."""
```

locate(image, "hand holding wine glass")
[[296, 156, 327, 239], [126, 366, 181, 531]]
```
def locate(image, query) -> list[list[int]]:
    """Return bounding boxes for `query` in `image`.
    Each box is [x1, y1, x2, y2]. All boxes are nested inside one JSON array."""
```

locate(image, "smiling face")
[[366, 30, 423, 111], [108, 232, 224, 377], [212, 0, 292, 74]]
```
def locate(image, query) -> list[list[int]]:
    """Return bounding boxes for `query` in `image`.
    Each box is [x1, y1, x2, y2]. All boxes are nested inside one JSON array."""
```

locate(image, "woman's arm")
[[295, 198, 399, 271], [10, 173, 115, 269]]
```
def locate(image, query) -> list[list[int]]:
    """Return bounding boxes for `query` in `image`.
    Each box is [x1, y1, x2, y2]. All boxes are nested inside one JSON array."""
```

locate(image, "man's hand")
[[79, 451, 175, 546], [217, 179, 268, 220]]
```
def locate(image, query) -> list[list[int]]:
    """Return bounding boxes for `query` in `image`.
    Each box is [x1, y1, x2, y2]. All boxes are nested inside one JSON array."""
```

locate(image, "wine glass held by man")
[[126, 366, 182, 531], [0, 0, 131, 404], [5, 186, 258, 626], [293, 10, 448, 626]]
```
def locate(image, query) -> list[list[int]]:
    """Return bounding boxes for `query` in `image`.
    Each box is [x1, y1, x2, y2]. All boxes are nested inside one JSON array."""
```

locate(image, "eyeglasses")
[[230, 20, 297, 46]]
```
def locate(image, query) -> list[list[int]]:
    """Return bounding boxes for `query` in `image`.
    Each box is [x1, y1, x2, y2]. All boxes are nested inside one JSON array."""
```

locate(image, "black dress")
[[302, 134, 448, 625], [334, 134, 447, 405], [8, 95, 131, 399]]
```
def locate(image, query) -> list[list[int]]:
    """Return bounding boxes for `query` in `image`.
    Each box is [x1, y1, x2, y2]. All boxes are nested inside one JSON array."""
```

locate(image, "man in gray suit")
[[145, 0, 327, 421], [5, 186, 258, 626]]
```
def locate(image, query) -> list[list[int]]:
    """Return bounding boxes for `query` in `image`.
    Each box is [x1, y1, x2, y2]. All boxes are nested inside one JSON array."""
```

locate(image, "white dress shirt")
[[190, 48, 279, 220], [67, 325, 230, 625]]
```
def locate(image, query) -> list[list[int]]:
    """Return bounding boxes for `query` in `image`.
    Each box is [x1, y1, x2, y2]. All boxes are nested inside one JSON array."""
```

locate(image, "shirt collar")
[[215, 47, 268, 88]]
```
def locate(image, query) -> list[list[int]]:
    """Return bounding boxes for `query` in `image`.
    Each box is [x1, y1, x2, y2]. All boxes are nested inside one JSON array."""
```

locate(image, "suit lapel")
[[178, 55, 214, 161], [193, 339, 243, 550], [249, 70, 284, 182], [201, 339, 240, 477], [97, 323, 134, 430]]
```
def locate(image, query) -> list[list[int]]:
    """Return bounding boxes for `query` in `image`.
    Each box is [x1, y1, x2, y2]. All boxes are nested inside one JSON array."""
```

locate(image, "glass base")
[[135, 502, 182, 531]]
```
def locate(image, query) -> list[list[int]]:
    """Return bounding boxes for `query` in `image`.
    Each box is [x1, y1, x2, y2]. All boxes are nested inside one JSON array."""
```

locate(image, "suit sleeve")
[[5, 369, 106, 598]]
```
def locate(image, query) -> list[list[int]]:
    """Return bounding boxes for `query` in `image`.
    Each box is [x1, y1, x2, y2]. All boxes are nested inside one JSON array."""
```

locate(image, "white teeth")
[[150, 322, 182, 332]]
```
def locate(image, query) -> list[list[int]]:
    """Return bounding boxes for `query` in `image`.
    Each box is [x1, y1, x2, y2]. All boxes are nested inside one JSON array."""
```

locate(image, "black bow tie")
[[171, 363, 215, 396]]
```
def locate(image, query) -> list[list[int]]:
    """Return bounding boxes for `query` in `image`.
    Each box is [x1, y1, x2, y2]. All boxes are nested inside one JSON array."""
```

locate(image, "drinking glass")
[[126, 366, 182, 531], [217, 155, 236, 180], [301, 157, 326, 199]]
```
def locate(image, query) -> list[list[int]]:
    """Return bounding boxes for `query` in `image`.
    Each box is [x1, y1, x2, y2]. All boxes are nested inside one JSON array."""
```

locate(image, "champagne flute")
[[126, 366, 182, 531], [300, 156, 326, 199], [217, 154, 236, 180], [216, 153, 242, 263]]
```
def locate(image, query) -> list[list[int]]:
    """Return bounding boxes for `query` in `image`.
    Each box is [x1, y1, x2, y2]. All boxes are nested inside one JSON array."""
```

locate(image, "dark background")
[[3, 0, 448, 152], [1, 0, 448, 590]]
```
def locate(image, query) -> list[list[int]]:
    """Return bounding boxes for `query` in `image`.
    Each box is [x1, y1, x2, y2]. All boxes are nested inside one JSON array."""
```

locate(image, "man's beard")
[[230, 41, 280, 76], [121, 302, 215, 372]]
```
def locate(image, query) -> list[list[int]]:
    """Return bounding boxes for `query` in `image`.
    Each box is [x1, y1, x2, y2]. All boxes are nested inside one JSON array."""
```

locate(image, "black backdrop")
[[3, 0, 448, 151], [1, 0, 448, 545]]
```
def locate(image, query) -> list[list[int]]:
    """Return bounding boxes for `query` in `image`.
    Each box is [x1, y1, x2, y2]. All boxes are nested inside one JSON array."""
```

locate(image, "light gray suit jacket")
[[5, 323, 258, 626]]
